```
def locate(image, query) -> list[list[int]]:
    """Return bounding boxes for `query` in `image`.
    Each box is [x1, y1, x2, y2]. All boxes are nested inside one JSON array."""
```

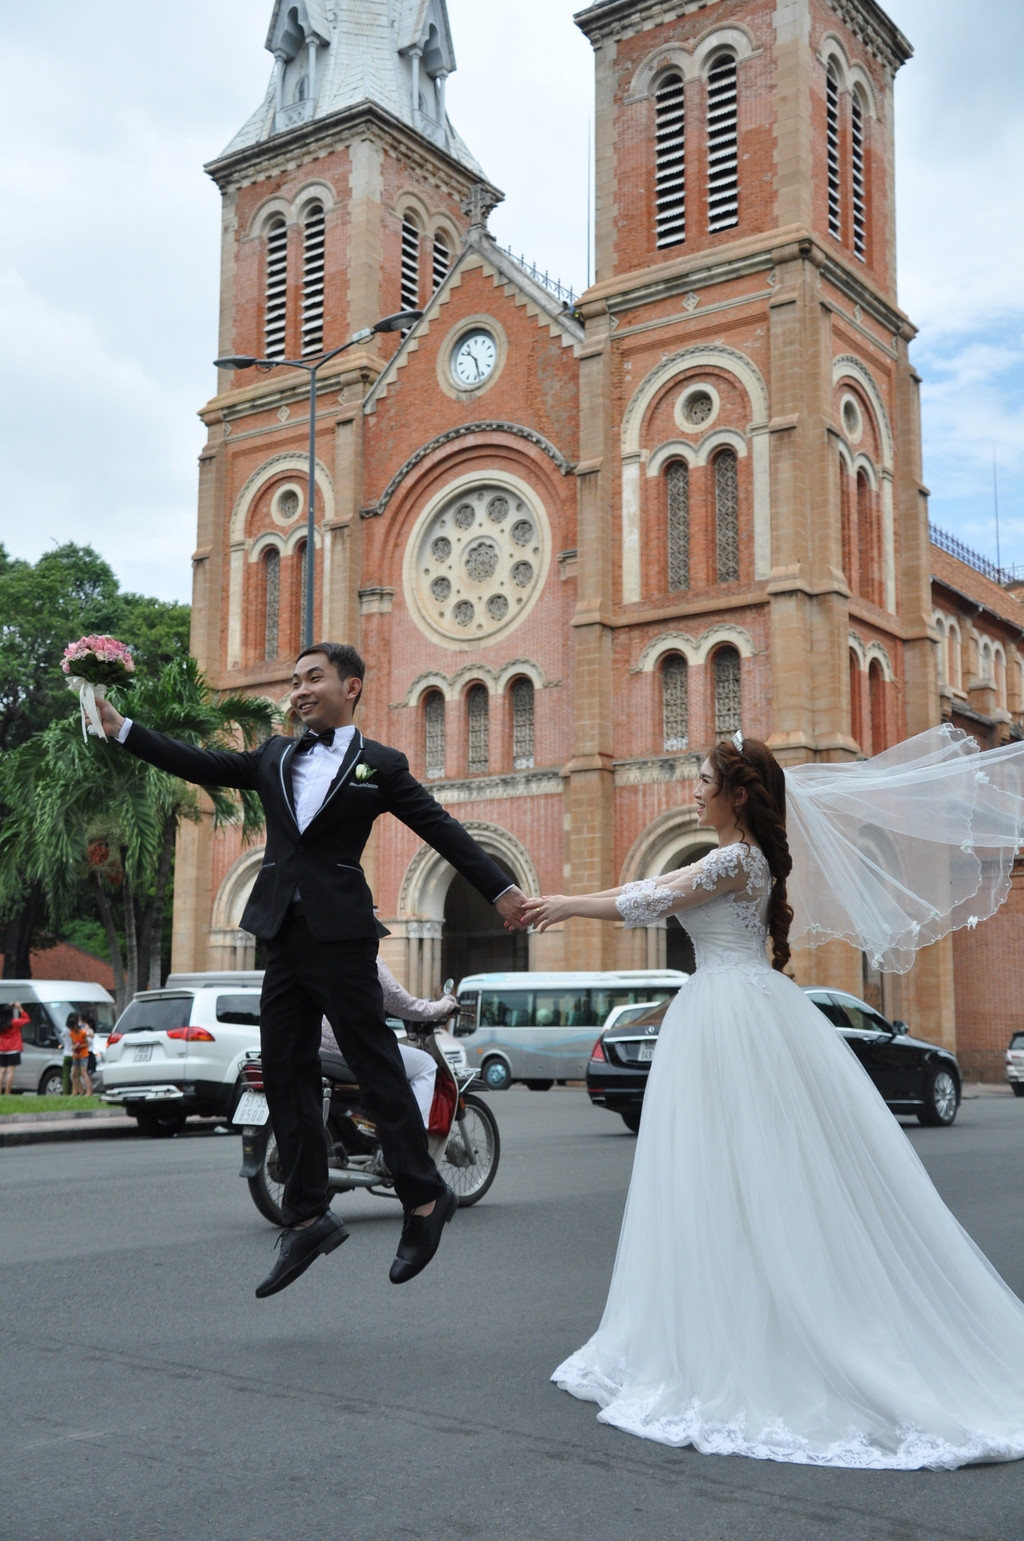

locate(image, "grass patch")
[[0, 1094, 106, 1115]]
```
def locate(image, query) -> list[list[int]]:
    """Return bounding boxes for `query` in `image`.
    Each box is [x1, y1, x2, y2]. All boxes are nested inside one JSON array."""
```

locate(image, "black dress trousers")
[[259, 912, 444, 1226]]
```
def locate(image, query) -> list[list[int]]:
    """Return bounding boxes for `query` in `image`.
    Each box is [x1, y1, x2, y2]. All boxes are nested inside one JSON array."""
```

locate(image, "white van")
[[453, 970, 687, 1089], [0, 980, 117, 1095]]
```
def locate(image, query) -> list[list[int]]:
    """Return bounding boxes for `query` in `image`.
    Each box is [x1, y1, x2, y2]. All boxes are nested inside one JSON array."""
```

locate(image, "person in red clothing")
[[0, 1002, 29, 1094]]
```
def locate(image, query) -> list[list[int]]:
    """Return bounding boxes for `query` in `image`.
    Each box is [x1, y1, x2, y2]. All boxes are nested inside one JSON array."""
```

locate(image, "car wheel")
[[481, 1057, 511, 1091], [1012, 1084, 1024, 1099], [134, 1105, 187, 1138], [525, 1079, 553, 1091], [38, 1069, 65, 1097], [620, 1109, 642, 1134], [917, 1067, 960, 1127]]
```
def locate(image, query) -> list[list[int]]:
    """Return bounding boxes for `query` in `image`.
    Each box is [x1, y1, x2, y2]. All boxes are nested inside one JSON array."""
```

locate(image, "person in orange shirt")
[[70, 1017, 92, 1096]]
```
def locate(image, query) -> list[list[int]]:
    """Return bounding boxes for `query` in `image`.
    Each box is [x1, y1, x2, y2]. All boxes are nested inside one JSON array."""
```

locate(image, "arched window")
[[850, 649, 865, 750], [868, 659, 885, 755], [826, 62, 842, 241], [858, 470, 882, 607], [400, 215, 420, 312], [840, 458, 854, 587], [934, 618, 946, 687], [264, 218, 288, 359], [432, 232, 450, 292], [714, 646, 742, 737], [263, 548, 280, 660], [301, 203, 326, 355], [654, 72, 687, 248], [666, 461, 690, 591], [662, 655, 689, 752], [706, 54, 739, 232], [714, 449, 740, 583], [995, 647, 1008, 710], [948, 622, 962, 691], [424, 692, 446, 780], [467, 684, 489, 774], [511, 677, 535, 769], [296, 540, 308, 648], [851, 89, 867, 260]]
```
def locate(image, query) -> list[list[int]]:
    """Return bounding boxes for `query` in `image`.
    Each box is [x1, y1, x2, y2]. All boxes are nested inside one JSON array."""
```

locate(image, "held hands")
[[96, 696, 126, 738], [495, 886, 529, 931], [520, 895, 572, 933]]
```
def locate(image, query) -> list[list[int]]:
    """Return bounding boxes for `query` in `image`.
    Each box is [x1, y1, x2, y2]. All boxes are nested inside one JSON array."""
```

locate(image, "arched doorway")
[[442, 860, 528, 983], [661, 843, 715, 972]]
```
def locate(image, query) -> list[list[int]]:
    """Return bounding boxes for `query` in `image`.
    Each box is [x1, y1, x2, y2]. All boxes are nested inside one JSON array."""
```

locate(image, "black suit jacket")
[[122, 724, 512, 942]]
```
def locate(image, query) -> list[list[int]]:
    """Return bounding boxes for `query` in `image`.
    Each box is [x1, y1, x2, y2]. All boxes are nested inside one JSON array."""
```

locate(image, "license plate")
[[233, 1090, 269, 1126], [638, 1043, 656, 1063], [131, 1045, 154, 1063]]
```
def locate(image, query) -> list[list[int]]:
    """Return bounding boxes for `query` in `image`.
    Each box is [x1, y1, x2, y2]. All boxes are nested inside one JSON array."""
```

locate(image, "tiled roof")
[[28, 943, 115, 992], [931, 543, 1024, 631]]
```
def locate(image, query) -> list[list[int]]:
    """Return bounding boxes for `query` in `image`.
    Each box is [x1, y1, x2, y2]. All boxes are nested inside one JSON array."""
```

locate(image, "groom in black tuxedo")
[[97, 643, 526, 1296]]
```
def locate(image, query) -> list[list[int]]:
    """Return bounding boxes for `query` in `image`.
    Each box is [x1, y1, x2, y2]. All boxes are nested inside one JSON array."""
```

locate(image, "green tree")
[[0, 656, 275, 1009], [0, 543, 191, 973]]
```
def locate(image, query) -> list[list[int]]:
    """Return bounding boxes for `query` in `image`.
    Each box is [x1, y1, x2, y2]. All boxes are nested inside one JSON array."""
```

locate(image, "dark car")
[[586, 987, 962, 1134]]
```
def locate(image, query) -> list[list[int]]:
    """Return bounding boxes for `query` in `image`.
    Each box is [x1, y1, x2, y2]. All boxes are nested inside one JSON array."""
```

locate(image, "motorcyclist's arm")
[[377, 960, 457, 1022]]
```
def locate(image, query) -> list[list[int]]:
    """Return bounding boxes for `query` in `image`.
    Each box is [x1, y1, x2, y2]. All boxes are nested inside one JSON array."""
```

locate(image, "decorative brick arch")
[[621, 345, 771, 599], [399, 821, 538, 921]]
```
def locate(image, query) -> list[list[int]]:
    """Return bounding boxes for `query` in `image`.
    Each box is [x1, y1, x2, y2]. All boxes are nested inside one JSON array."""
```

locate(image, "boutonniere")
[[353, 763, 376, 782]]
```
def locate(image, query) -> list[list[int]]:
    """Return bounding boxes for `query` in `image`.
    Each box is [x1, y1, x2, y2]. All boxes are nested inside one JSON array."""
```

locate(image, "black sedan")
[[586, 987, 962, 1134]]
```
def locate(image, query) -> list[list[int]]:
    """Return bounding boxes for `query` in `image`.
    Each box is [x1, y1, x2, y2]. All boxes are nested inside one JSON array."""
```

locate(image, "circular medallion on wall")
[[403, 477, 551, 648], [675, 382, 721, 432]]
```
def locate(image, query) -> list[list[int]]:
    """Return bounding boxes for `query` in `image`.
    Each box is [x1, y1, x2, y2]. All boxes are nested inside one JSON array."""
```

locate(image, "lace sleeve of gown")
[[615, 880, 678, 928], [615, 846, 764, 927]]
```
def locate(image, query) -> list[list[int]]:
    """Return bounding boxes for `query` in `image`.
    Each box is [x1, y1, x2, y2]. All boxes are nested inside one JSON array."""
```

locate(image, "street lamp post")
[[214, 310, 423, 651]]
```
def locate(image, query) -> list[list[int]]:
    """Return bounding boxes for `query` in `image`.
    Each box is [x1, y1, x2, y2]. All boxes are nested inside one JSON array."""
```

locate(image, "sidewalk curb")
[[0, 1118, 138, 1147]]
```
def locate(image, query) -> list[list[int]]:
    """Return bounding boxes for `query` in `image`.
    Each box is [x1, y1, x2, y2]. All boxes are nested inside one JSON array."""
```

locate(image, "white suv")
[[100, 973, 263, 1136]]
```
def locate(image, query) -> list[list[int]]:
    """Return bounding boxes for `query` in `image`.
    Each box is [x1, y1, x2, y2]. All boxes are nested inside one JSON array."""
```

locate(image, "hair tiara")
[[732, 730, 744, 753]]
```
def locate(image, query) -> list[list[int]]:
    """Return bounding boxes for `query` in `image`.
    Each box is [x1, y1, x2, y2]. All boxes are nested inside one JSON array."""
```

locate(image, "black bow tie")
[[297, 728, 335, 752]]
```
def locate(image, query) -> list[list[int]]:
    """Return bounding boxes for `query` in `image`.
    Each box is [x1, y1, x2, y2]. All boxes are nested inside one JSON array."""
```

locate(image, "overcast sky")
[[1, 0, 1022, 603]]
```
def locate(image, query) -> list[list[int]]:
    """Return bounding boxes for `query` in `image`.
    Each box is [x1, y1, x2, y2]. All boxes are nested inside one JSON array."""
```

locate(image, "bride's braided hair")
[[706, 737, 794, 972]]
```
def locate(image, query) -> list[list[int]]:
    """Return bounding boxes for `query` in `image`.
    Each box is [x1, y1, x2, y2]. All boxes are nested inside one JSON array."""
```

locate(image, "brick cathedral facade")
[[175, 0, 1024, 1078]]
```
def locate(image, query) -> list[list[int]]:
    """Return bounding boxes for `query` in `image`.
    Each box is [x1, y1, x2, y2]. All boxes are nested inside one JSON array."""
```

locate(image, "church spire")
[[216, 0, 484, 179]]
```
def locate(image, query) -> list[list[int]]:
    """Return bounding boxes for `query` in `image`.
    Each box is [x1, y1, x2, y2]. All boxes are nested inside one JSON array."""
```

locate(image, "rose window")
[[407, 481, 548, 644]]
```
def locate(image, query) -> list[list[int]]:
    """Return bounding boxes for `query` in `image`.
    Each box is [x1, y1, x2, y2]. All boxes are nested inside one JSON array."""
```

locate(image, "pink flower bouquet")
[[61, 635, 135, 739]]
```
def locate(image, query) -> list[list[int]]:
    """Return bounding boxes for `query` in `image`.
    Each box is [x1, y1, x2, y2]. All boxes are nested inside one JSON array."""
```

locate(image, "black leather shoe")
[[389, 1184, 457, 1284], [255, 1210, 349, 1298]]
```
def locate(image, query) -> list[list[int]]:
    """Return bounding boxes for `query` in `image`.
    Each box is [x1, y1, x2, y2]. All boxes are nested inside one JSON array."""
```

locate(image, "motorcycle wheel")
[[438, 1093, 500, 1207], [247, 1126, 286, 1226]]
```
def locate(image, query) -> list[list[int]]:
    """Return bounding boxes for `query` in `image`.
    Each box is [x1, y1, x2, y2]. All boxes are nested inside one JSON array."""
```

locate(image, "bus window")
[[481, 990, 533, 1027], [534, 992, 567, 1028]]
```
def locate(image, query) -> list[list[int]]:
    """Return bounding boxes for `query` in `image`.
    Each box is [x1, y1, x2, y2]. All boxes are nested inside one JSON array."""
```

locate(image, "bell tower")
[[564, 0, 936, 990], [175, 0, 498, 972]]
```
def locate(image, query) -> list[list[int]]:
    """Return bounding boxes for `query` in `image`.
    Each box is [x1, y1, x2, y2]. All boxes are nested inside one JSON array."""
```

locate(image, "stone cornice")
[[361, 422, 576, 520], [575, 0, 722, 47], [822, 0, 913, 74], [204, 99, 502, 202], [431, 770, 564, 804]]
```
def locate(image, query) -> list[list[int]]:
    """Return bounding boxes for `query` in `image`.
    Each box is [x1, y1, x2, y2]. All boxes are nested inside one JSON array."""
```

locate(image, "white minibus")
[[453, 970, 687, 1089]]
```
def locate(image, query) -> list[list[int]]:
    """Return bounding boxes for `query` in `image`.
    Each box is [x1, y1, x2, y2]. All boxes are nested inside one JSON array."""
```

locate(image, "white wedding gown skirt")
[[553, 851, 1024, 1469]]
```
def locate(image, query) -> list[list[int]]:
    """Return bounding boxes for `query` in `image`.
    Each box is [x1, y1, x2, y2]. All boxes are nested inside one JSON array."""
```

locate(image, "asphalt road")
[[4, 1088, 1024, 1541]]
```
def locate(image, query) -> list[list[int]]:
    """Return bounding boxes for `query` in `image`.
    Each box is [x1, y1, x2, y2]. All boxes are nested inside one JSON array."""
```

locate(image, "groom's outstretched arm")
[[97, 697, 262, 792], [379, 748, 526, 924]]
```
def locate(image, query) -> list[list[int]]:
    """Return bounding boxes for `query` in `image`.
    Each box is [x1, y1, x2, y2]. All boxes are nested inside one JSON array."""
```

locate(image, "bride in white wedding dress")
[[523, 733, 1024, 1470]]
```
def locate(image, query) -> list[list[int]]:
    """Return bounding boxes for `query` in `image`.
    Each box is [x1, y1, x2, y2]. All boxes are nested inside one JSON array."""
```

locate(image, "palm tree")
[[0, 656, 277, 1009]]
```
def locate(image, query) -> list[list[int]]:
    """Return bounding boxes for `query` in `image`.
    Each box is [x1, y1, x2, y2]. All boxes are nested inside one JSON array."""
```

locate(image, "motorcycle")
[[233, 997, 500, 1226]]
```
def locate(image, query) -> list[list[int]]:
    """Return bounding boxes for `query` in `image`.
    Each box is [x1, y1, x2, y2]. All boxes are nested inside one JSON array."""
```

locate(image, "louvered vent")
[[707, 55, 739, 232], [264, 220, 288, 359], [301, 204, 325, 355], [655, 73, 686, 248]]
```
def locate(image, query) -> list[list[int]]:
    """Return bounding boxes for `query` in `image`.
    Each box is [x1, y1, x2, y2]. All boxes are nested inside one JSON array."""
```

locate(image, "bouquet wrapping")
[[61, 635, 135, 740]]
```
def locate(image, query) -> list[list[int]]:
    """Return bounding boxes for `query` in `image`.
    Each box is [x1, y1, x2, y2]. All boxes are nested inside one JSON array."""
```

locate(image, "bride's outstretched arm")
[[522, 847, 751, 933], [521, 893, 623, 931]]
